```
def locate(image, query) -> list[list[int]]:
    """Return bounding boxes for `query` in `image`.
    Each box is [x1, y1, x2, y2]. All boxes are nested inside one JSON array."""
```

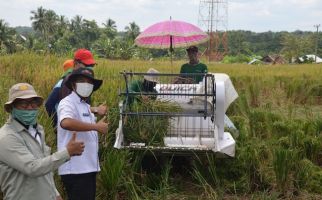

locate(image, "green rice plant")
[[247, 190, 280, 200], [272, 119, 304, 139], [248, 79, 261, 107], [292, 159, 322, 194], [237, 141, 271, 192], [122, 176, 142, 200], [272, 121, 292, 138], [98, 149, 130, 200], [123, 100, 181, 146], [192, 153, 220, 187], [289, 130, 305, 148], [314, 117, 322, 135], [285, 77, 318, 104], [234, 93, 251, 118], [228, 115, 248, 140], [191, 165, 219, 200], [0, 75, 15, 124], [305, 84, 322, 104], [248, 109, 281, 139], [303, 137, 321, 163], [293, 159, 312, 190], [273, 147, 294, 194], [144, 160, 174, 199], [302, 118, 319, 136]]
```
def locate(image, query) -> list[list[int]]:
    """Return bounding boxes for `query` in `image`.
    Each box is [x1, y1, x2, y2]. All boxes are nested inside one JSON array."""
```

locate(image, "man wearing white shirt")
[[57, 67, 108, 200]]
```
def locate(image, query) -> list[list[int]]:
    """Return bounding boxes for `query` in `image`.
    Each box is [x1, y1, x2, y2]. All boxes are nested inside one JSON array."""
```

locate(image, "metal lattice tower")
[[198, 0, 228, 61]]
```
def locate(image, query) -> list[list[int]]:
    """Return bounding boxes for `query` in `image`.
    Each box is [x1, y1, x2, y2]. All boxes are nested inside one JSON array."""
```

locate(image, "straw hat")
[[4, 83, 43, 113], [144, 68, 160, 83]]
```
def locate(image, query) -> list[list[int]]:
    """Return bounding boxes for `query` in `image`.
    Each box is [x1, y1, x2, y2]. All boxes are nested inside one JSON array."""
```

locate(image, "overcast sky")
[[0, 0, 322, 32]]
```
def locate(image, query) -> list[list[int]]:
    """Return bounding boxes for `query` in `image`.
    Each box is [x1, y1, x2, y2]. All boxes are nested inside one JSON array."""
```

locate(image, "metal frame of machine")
[[114, 71, 236, 157]]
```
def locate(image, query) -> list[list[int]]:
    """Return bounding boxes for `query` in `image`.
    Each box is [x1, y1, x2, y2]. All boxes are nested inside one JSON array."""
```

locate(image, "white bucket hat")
[[144, 68, 160, 83], [4, 83, 43, 113]]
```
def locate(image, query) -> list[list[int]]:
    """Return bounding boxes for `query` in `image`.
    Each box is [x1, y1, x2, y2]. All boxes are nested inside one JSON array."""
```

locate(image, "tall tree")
[[30, 7, 58, 42], [280, 33, 297, 62], [70, 15, 83, 32], [68, 15, 84, 47], [30, 7, 48, 40], [124, 22, 140, 42], [0, 19, 16, 53], [44, 9, 58, 42], [103, 18, 117, 39], [81, 19, 100, 49], [56, 15, 70, 37]]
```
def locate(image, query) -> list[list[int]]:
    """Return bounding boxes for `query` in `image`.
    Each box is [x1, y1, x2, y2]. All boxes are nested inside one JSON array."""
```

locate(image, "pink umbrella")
[[135, 20, 209, 50]]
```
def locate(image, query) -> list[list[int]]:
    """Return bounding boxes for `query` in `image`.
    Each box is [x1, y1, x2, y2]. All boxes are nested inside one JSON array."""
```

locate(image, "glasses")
[[14, 99, 40, 109]]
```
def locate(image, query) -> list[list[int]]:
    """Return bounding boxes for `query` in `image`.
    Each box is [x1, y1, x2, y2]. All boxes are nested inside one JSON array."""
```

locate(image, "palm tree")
[[103, 18, 117, 39], [70, 15, 83, 32], [0, 19, 16, 53], [44, 9, 58, 38], [81, 19, 100, 49], [56, 15, 69, 37], [58, 15, 69, 29], [30, 7, 48, 39], [103, 18, 117, 30], [124, 22, 140, 42], [30, 7, 58, 42]]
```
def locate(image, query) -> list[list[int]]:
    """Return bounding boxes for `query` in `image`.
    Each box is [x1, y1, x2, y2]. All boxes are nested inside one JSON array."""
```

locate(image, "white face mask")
[[75, 82, 94, 97]]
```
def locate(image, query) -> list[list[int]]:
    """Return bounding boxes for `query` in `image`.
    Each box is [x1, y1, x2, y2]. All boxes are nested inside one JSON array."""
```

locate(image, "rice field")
[[0, 52, 322, 199]]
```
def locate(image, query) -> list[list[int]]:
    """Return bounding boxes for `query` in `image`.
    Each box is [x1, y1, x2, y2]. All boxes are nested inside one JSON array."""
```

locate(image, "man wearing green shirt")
[[180, 46, 208, 83], [127, 68, 159, 104]]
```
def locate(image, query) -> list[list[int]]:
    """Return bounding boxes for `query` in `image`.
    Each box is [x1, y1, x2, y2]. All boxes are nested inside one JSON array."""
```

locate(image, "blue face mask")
[[12, 108, 38, 126]]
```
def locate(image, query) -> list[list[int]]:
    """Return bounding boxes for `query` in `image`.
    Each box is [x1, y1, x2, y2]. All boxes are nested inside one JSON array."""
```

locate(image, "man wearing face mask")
[[0, 83, 85, 200], [57, 67, 108, 200], [59, 49, 108, 116], [127, 68, 160, 105]]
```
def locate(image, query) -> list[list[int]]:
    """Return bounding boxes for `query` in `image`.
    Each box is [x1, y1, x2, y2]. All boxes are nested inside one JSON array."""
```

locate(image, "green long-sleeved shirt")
[[126, 80, 157, 104], [180, 62, 208, 83]]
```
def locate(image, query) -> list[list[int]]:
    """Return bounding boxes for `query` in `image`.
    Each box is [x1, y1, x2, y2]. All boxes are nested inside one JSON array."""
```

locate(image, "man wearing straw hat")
[[127, 68, 160, 104], [0, 83, 85, 200]]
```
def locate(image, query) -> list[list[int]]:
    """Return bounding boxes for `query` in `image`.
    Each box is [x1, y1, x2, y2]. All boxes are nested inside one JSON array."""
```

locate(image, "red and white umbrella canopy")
[[135, 20, 209, 49]]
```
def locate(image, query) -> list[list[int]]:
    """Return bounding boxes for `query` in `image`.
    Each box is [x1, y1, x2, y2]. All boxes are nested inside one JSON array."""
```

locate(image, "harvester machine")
[[114, 71, 238, 157]]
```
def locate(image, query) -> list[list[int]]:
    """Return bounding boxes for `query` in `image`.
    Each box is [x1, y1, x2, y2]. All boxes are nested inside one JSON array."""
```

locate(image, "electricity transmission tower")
[[198, 0, 228, 61]]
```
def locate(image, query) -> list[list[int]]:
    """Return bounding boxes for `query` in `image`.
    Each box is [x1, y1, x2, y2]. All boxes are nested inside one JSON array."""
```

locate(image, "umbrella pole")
[[170, 35, 173, 67]]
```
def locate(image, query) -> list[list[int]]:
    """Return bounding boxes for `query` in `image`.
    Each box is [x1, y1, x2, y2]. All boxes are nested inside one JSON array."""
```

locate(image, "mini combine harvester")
[[114, 71, 238, 157]]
